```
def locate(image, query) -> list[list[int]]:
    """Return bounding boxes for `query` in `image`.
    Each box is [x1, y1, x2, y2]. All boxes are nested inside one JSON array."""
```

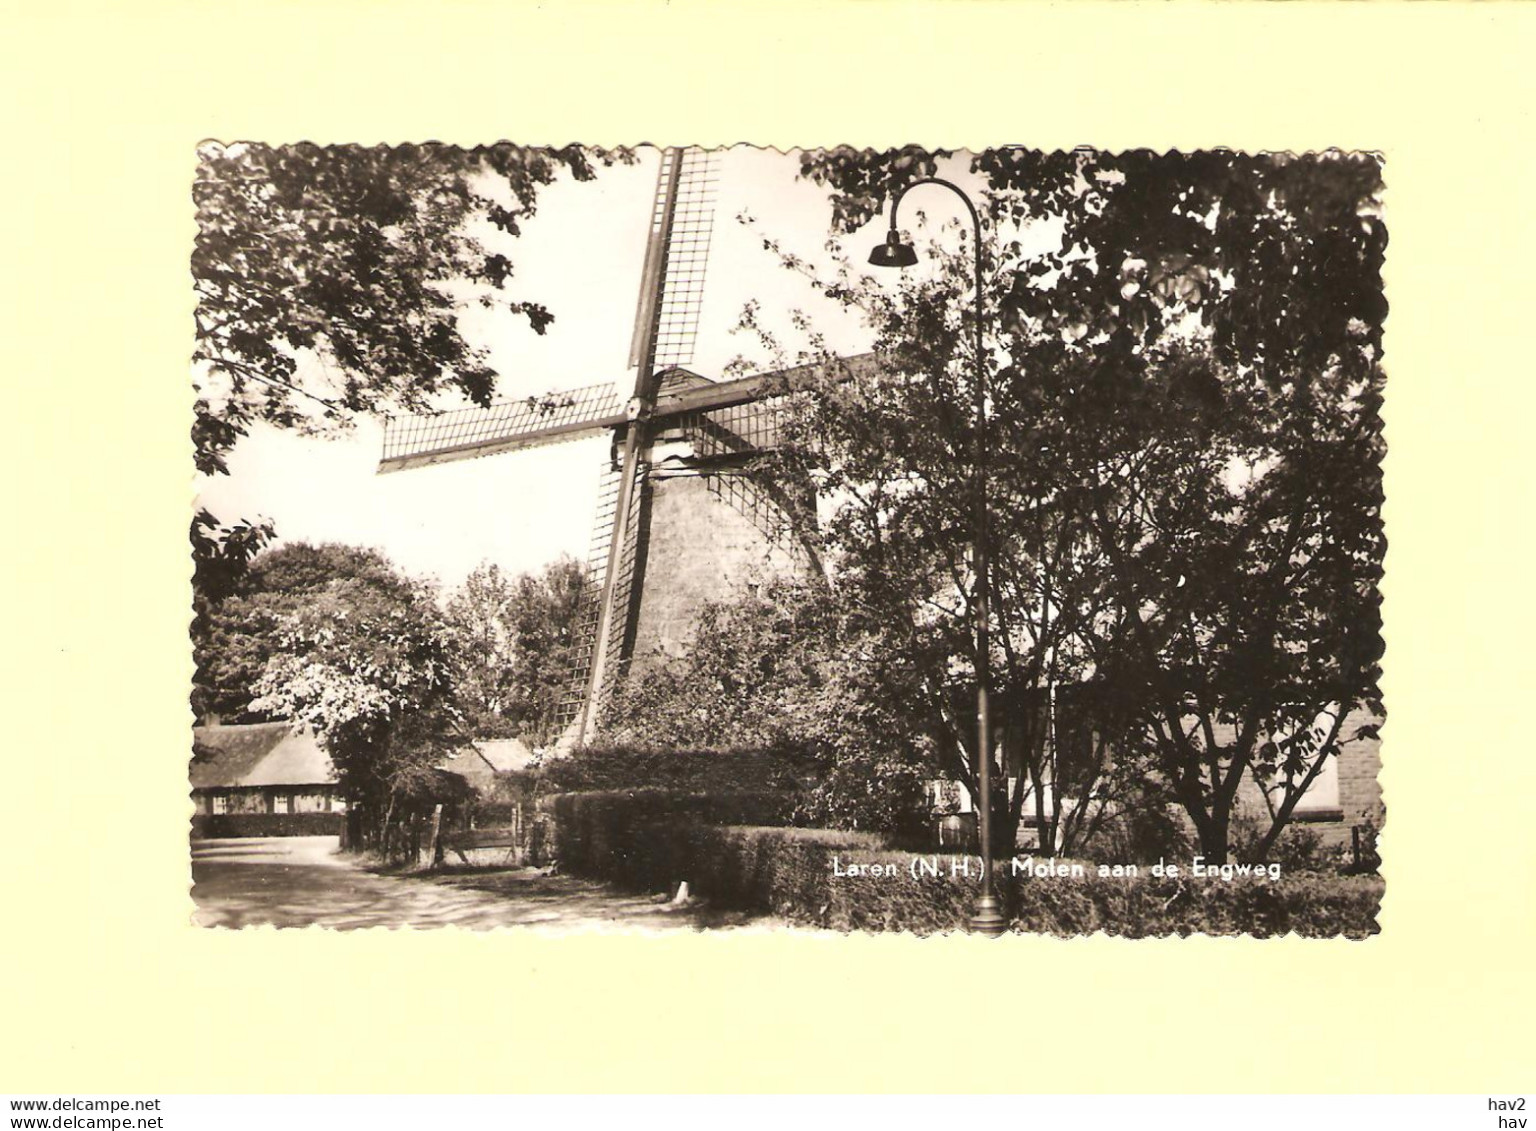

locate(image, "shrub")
[[536, 792, 1383, 937], [1261, 826, 1333, 872], [1080, 800, 1191, 865], [1341, 809, 1384, 875], [1228, 811, 1336, 872], [538, 790, 796, 889], [688, 826, 887, 920], [791, 749, 931, 841], [538, 744, 813, 797], [594, 579, 942, 836], [190, 812, 343, 838], [817, 848, 1380, 937]]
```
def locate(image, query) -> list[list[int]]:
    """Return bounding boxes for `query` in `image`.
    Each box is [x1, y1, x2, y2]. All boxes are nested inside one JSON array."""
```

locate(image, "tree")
[[190, 511, 276, 720], [248, 565, 468, 854], [763, 148, 1385, 862], [192, 541, 418, 723], [443, 556, 584, 743], [190, 508, 275, 607], [602, 579, 937, 835], [190, 509, 275, 722], [192, 142, 632, 475], [190, 145, 630, 724]]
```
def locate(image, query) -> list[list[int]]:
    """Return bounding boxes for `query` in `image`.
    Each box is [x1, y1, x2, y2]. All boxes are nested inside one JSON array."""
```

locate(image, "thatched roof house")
[[435, 737, 536, 795], [190, 722, 342, 831]]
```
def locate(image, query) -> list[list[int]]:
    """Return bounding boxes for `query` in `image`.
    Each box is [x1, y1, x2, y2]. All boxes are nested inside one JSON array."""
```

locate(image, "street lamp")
[[869, 179, 1007, 937]]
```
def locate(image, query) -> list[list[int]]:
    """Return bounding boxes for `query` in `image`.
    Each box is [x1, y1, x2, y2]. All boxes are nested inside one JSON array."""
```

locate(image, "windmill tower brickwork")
[[379, 147, 871, 745]]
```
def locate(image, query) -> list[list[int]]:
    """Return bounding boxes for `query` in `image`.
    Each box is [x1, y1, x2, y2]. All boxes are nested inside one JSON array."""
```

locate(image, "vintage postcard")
[[12, 0, 1536, 1106], [188, 144, 1385, 936]]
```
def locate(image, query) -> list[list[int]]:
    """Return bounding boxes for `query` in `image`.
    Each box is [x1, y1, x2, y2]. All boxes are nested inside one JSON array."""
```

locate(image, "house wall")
[[222, 788, 271, 815], [1229, 710, 1384, 851], [290, 789, 339, 814], [941, 709, 1384, 857], [191, 786, 344, 833]]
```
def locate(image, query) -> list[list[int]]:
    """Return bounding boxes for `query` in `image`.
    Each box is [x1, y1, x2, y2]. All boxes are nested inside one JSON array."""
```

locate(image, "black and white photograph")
[[19, 0, 1536, 1110], [188, 143, 1386, 936]]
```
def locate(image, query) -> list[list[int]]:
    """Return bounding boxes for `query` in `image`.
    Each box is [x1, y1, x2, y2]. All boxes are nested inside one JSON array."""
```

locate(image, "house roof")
[[434, 738, 536, 793], [473, 738, 536, 773], [431, 738, 536, 796], [190, 722, 336, 790]]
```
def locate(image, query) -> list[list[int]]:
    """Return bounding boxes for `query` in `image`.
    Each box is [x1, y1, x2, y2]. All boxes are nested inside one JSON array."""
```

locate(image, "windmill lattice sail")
[[630, 148, 719, 374], [551, 462, 642, 735], [378, 383, 624, 474], [377, 353, 875, 476]]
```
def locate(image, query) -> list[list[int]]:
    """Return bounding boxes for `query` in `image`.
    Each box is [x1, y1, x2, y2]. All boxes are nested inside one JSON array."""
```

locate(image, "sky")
[[194, 147, 992, 590]]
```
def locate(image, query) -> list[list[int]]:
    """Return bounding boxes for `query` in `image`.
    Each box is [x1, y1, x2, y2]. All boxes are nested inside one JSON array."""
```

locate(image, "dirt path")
[[190, 836, 775, 931]]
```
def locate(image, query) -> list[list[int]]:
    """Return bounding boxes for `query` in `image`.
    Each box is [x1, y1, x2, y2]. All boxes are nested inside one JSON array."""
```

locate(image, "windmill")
[[377, 147, 873, 746]]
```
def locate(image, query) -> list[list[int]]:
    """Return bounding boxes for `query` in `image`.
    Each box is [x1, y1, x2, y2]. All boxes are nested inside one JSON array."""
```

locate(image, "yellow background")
[[3, 0, 1532, 1093]]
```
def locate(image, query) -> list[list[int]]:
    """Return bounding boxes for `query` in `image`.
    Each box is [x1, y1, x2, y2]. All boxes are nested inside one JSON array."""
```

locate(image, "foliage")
[[1076, 787, 1192, 866], [757, 148, 1386, 862], [538, 743, 813, 797], [1341, 810, 1384, 876], [191, 812, 342, 839], [685, 826, 891, 922], [600, 579, 938, 835], [190, 144, 627, 730], [537, 798, 1382, 936], [190, 509, 276, 721], [248, 559, 470, 850], [192, 142, 632, 475], [246, 540, 418, 597], [190, 508, 275, 607], [443, 557, 584, 743], [537, 790, 803, 891], [192, 541, 415, 722]]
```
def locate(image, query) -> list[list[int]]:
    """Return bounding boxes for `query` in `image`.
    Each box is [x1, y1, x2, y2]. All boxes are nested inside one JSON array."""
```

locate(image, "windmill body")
[[378, 149, 869, 745]]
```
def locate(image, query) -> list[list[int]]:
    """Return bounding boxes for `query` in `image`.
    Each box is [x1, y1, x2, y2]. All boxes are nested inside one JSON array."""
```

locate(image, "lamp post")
[[869, 179, 1007, 937]]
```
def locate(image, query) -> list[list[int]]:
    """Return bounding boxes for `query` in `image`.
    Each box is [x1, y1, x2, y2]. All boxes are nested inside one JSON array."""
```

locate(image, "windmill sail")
[[377, 382, 624, 473], [629, 147, 719, 373], [567, 147, 720, 743], [551, 463, 640, 734], [377, 148, 717, 480]]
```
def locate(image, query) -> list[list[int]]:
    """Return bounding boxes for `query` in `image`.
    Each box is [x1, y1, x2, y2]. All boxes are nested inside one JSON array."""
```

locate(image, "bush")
[[1228, 812, 1337, 872], [536, 792, 1383, 937], [1340, 810, 1384, 875], [539, 790, 796, 889], [1262, 826, 1334, 873], [538, 744, 814, 797], [791, 749, 931, 842], [791, 844, 1381, 937], [594, 580, 943, 836], [190, 812, 343, 838], [688, 826, 887, 919], [1080, 801, 1191, 865]]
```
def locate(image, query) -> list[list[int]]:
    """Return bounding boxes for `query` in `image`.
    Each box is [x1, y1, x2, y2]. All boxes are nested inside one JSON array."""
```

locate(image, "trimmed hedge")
[[539, 744, 813, 796], [685, 826, 888, 918], [538, 791, 1383, 937], [805, 845, 1383, 938], [191, 812, 343, 838], [539, 790, 795, 890]]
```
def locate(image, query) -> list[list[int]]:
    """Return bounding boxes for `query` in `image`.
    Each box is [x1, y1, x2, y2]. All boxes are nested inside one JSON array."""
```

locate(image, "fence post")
[[429, 804, 444, 868]]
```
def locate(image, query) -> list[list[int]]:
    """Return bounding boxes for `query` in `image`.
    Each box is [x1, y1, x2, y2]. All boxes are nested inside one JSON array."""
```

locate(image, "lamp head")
[[869, 228, 918, 268]]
